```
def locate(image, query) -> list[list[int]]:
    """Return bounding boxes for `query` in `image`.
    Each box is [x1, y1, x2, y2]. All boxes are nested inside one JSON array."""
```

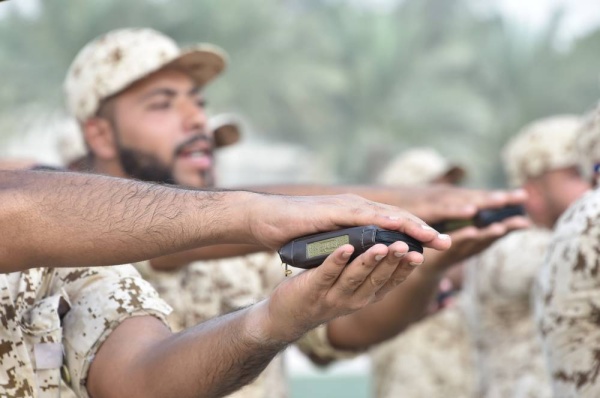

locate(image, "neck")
[[90, 158, 129, 179]]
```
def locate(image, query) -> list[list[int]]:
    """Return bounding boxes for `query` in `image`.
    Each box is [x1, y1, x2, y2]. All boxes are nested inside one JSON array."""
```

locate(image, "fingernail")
[[342, 251, 352, 259], [388, 216, 400, 221], [409, 261, 422, 267], [394, 252, 406, 258], [438, 234, 451, 240], [375, 254, 385, 261]]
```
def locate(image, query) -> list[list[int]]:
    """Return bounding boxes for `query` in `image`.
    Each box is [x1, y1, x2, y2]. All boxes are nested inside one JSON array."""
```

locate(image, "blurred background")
[[2, 0, 600, 188], [1, 0, 599, 396]]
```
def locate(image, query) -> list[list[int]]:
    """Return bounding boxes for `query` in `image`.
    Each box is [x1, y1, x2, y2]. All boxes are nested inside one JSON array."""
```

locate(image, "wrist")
[[244, 299, 298, 346], [414, 262, 446, 282], [189, 189, 258, 246]]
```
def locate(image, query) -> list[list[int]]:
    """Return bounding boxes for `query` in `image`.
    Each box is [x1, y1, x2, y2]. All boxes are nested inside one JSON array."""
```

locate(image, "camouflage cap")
[[575, 105, 600, 185], [502, 115, 582, 188], [64, 28, 227, 122], [377, 147, 465, 186]]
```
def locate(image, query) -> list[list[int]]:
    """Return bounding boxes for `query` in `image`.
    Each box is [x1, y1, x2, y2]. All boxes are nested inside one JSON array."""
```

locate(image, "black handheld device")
[[278, 225, 424, 269], [431, 204, 525, 233]]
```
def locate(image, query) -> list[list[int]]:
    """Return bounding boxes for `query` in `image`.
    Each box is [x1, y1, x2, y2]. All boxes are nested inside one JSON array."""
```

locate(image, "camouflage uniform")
[[533, 107, 600, 397], [370, 296, 475, 398], [0, 265, 171, 397], [371, 148, 473, 398], [136, 252, 355, 398], [533, 189, 600, 397], [463, 228, 553, 398]]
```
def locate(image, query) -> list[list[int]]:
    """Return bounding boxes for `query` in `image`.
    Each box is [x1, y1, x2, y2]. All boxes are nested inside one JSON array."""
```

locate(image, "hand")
[[246, 193, 451, 252], [402, 185, 528, 223], [0, 158, 37, 171], [253, 241, 425, 342], [420, 215, 530, 277]]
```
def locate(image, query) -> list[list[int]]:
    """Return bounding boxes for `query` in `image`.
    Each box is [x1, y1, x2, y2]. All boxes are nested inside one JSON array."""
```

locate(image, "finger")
[[400, 222, 452, 251], [505, 188, 528, 205], [374, 260, 415, 300], [355, 242, 414, 299], [375, 247, 424, 301], [501, 215, 531, 231], [331, 244, 390, 296], [309, 244, 355, 291]]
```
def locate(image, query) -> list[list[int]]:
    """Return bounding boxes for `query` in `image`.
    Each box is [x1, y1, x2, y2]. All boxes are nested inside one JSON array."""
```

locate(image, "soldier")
[[463, 115, 590, 398], [0, 168, 453, 398], [371, 147, 474, 398], [534, 106, 600, 397], [61, 27, 529, 397]]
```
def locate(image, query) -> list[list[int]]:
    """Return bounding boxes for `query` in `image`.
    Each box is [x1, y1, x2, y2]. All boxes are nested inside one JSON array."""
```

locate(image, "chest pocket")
[[21, 292, 74, 398]]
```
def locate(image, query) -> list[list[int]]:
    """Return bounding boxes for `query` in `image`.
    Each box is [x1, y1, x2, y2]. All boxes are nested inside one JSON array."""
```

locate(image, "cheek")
[[547, 181, 589, 214], [120, 117, 178, 161], [563, 181, 591, 204]]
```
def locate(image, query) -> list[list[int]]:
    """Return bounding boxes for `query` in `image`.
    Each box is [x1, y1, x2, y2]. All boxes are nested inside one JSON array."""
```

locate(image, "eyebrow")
[[138, 86, 203, 102], [138, 88, 177, 102]]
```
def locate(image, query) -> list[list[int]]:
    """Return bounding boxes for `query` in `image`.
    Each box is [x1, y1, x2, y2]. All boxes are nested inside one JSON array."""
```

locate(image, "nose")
[[181, 97, 207, 135]]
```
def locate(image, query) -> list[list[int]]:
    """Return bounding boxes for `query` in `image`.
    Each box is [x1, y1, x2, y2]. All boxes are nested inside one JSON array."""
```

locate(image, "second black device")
[[431, 204, 525, 233]]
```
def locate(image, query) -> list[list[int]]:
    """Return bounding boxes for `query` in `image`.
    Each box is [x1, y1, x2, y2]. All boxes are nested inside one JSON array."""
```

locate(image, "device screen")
[[306, 235, 350, 258]]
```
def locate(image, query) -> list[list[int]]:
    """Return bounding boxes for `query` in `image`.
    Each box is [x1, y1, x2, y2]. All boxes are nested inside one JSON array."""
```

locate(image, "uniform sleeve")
[[53, 264, 172, 398], [295, 324, 359, 365], [535, 191, 600, 397]]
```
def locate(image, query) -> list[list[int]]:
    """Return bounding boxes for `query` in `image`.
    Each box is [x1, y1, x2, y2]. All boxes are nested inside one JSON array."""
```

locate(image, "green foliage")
[[0, 0, 599, 186]]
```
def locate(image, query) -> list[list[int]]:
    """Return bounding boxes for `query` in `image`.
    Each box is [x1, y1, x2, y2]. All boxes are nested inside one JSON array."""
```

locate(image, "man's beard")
[[116, 134, 214, 186], [117, 147, 176, 185]]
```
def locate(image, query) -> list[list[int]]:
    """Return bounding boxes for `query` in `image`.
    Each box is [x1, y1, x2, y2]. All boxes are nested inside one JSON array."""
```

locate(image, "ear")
[[522, 181, 545, 220], [82, 118, 118, 161]]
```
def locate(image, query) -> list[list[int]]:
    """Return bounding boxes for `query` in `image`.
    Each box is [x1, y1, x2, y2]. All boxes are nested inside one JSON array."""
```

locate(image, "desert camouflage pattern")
[[370, 297, 475, 398], [0, 265, 171, 398], [502, 115, 582, 187], [137, 252, 356, 398], [534, 188, 600, 397], [463, 228, 553, 398], [575, 106, 600, 185]]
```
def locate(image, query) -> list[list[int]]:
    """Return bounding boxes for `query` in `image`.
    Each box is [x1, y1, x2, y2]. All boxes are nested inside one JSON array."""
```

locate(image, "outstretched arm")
[[238, 183, 527, 223], [88, 241, 422, 398], [148, 184, 526, 270], [0, 170, 449, 272], [325, 215, 530, 350]]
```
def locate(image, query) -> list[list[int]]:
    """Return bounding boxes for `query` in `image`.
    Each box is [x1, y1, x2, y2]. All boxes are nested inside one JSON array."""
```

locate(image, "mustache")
[[174, 134, 213, 157]]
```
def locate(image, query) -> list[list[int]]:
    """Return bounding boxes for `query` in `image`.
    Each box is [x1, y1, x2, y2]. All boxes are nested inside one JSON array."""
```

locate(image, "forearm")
[[0, 170, 257, 271], [89, 302, 291, 398], [150, 244, 267, 270], [141, 304, 288, 398], [326, 266, 443, 349]]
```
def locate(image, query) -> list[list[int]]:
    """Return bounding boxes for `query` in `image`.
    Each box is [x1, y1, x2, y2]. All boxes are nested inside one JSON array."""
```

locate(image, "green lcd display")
[[306, 235, 350, 258]]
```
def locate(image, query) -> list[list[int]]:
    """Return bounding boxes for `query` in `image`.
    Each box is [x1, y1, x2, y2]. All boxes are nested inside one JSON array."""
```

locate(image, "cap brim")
[[443, 166, 466, 184], [169, 44, 227, 88], [213, 123, 240, 148]]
